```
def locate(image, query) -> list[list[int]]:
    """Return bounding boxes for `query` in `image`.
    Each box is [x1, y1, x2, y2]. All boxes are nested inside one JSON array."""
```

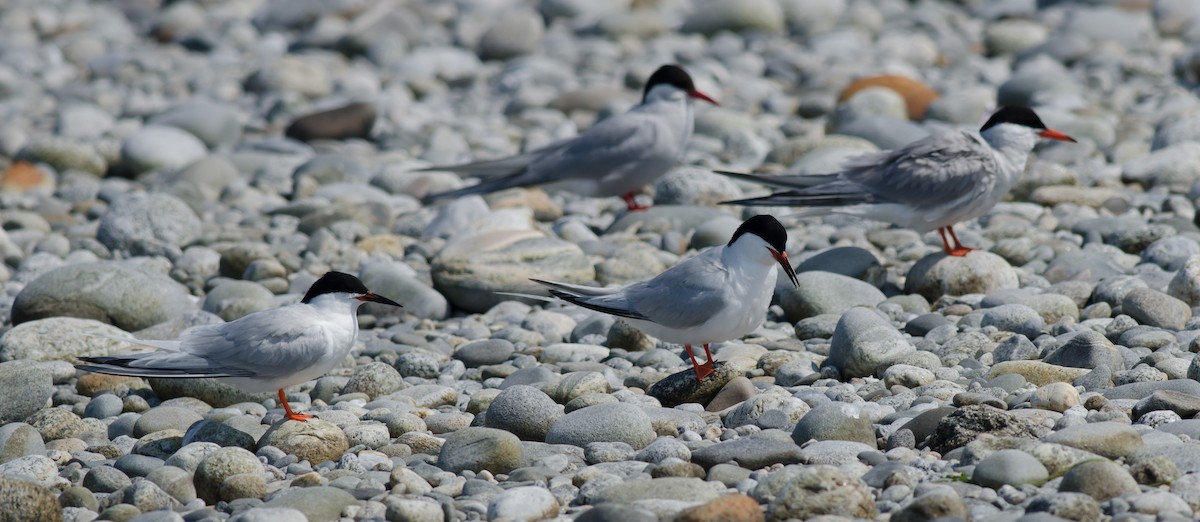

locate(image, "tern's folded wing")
[[177, 308, 332, 379], [619, 252, 731, 329], [841, 130, 999, 212]]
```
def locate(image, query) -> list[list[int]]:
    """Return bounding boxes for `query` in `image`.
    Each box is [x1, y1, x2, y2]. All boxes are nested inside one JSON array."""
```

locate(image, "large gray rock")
[[905, 251, 1019, 301], [437, 427, 525, 474], [1059, 460, 1139, 501], [0, 476, 61, 522], [546, 402, 655, 449], [12, 262, 194, 331], [681, 0, 785, 34], [825, 307, 913, 379], [591, 477, 719, 504], [779, 271, 886, 322], [0, 423, 44, 465], [765, 465, 876, 520], [194, 447, 262, 504], [971, 449, 1049, 488], [477, 8, 544, 60], [148, 99, 242, 149], [1122, 287, 1192, 330], [1042, 422, 1142, 459], [432, 230, 593, 313], [97, 193, 202, 257], [257, 419, 348, 465], [263, 487, 357, 522], [484, 385, 563, 441], [1043, 330, 1124, 371], [0, 317, 132, 363], [120, 124, 209, 174], [202, 280, 273, 321], [359, 261, 447, 320], [791, 402, 877, 448], [0, 362, 51, 424]]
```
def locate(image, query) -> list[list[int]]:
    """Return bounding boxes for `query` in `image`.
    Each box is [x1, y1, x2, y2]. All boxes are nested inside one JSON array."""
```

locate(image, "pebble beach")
[[3, 0, 1200, 521]]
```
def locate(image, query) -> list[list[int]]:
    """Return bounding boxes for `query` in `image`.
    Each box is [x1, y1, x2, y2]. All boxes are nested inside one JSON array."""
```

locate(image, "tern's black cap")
[[980, 106, 1047, 132], [728, 215, 788, 253], [643, 64, 696, 102], [302, 271, 369, 303]]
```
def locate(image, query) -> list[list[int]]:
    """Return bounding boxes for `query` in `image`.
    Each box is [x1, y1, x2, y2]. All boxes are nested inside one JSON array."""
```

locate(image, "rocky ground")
[[3, 0, 1200, 521]]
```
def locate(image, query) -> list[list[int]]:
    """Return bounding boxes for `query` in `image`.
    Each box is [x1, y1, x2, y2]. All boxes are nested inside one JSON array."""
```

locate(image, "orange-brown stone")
[[0, 161, 51, 192], [838, 75, 940, 120], [673, 494, 764, 522]]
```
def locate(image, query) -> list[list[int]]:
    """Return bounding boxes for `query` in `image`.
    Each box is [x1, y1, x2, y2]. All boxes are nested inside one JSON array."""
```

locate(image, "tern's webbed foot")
[[284, 411, 315, 422], [945, 247, 975, 257], [692, 364, 714, 382]]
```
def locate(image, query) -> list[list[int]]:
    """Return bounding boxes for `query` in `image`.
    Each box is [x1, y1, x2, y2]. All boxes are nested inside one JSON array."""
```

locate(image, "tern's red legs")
[[622, 192, 650, 211], [684, 344, 715, 382], [938, 227, 974, 257], [278, 389, 314, 421]]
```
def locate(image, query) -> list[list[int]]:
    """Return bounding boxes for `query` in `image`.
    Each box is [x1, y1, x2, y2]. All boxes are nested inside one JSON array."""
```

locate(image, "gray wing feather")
[[618, 251, 731, 329], [177, 307, 331, 379], [841, 131, 998, 212]]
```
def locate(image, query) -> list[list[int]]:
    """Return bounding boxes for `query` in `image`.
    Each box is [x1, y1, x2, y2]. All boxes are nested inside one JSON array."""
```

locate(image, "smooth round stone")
[[779, 271, 886, 322], [202, 280, 274, 322], [1059, 460, 1139, 501], [825, 307, 914, 379], [262, 487, 357, 522], [1122, 287, 1192, 330], [133, 407, 203, 437], [342, 362, 406, 400], [257, 419, 348, 465], [97, 193, 201, 257], [905, 251, 1019, 301], [487, 485, 559, 521], [724, 387, 810, 429], [83, 465, 132, 493], [285, 102, 376, 143], [84, 393, 124, 419], [114, 454, 165, 478], [194, 447, 262, 504], [484, 385, 563, 441], [455, 339, 516, 368], [546, 402, 655, 450], [146, 465, 197, 504], [0, 423, 45, 464], [119, 125, 208, 174], [0, 477, 61, 522], [437, 427, 524, 474], [0, 361, 52, 424], [431, 231, 593, 313], [980, 304, 1045, 339], [993, 335, 1039, 363], [148, 99, 242, 149], [971, 449, 1049, 488], [681, 0, 784, 34], [1031, 382, 1080, 413], [477, 9, 544, 61], [791, 402, 876, 448], [11, 262, 194, 332], [764, 465, 876, 520], [181, 420, 256, 450]]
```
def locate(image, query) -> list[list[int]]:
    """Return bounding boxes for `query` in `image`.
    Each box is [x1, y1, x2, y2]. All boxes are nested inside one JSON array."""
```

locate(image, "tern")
[[420, 64, 718, 211], [76, 271, 401, 421], [531, 215, 798, 382], [719, 106, 1076, 256]]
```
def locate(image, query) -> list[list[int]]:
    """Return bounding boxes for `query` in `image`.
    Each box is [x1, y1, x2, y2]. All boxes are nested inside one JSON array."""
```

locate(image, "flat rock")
[[431, 230, 593, 313], [591, 477, 719, 504], [0, 361, 51, 424], [1041, 422, 1142, 459], [438, 426, 525, 474], [12, 262, 194, 332], [779, 271, 885, 322], [690, 435, 804, 470], [546, 402, 655, 449], [263, 487, 357, 522]]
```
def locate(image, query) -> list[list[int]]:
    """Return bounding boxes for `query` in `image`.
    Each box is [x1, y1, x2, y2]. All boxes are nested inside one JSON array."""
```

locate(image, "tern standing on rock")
[[719, 106, 1076, 256], [531, 215, 799, 382], [76, 271, 402, 422], [421, 64, 719, 211]]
